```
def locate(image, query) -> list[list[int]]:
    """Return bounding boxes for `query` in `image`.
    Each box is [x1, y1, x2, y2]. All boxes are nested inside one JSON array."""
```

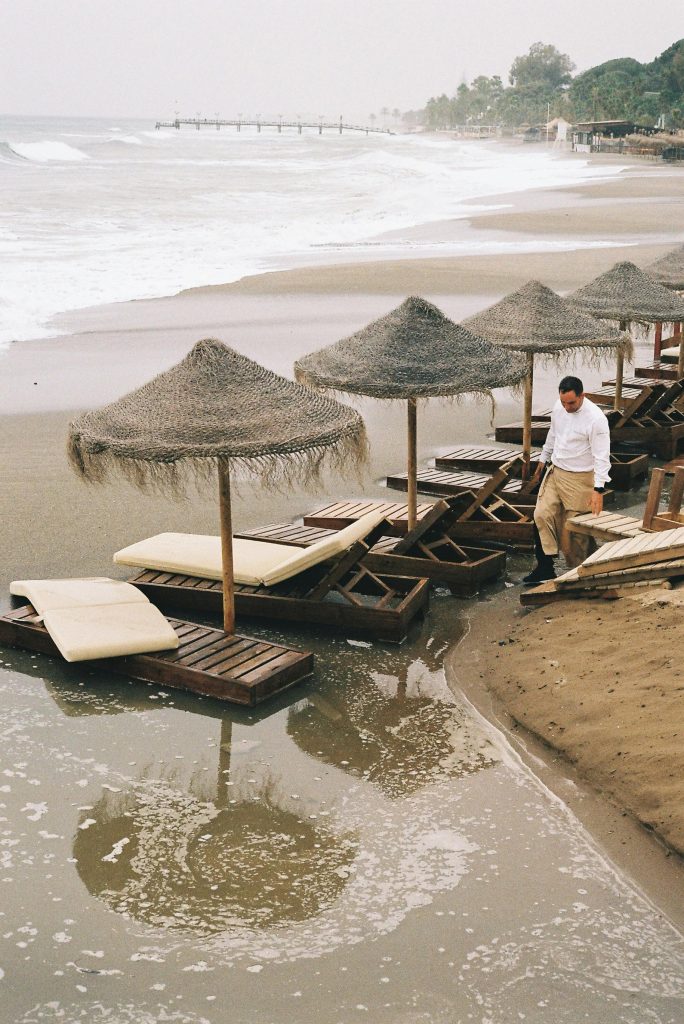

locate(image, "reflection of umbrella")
[[68, 339, 367, 632], [464, 281, 631, 473], [287, 658, 494, 799], [294, 297, 527, 529], [571, 261, 684, 397], [73, 775, 357, 935]]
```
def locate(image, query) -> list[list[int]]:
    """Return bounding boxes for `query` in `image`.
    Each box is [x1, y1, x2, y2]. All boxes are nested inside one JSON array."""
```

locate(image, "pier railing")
[[155, 117, 394, 136]]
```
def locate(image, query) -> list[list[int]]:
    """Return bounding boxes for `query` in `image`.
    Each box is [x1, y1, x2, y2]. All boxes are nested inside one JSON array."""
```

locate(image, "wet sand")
[[2, 156, 684, 1022]]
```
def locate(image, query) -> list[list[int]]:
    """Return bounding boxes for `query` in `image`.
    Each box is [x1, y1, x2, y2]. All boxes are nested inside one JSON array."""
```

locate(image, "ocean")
[[0, 114, 625, 350]]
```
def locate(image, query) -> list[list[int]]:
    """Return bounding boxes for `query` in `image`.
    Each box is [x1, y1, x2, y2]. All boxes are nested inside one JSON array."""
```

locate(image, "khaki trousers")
[[534, 466, 595, 568]]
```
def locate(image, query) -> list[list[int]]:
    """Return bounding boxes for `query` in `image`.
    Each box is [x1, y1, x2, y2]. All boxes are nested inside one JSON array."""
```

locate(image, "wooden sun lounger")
[[434, 445, 542, 477], [0, 605, 313, 706], [568, 466, 684, 544], [583, 385, 643, 407], [611, 381, 684, 459], [634, 361, 680, 381], [238, 499, 506, 597], [127, 522, 429, 643], [305, 461, 534, 549], [520, 565, 684, 606], [384, 467, 543, 507], [576, 526, 684, 578], [602, 375, 663, 389], [641, 466, 684, 531], [495, 418, 555, 445], [434, 443, 647, 491]]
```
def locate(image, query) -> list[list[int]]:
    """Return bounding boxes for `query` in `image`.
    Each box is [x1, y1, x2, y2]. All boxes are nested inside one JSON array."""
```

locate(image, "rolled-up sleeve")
[[591, 419, 611, 487]]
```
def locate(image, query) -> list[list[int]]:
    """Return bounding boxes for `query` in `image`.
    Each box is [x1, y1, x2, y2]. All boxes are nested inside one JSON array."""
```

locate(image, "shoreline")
[[2, 155, 684, 894]]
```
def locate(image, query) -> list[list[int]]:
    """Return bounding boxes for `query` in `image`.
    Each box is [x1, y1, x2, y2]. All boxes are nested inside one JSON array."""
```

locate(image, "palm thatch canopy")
[[68, 338, 367, 493], [644, 244, 684, 293], [463, 280, 632, 358], [293, 296, 528, 398], [570, 261, 684, 325]]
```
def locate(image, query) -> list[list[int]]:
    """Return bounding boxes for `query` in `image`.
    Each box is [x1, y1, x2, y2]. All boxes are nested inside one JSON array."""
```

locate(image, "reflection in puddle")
[[74, 774, 357, 935], [288, 657, 495, 798]]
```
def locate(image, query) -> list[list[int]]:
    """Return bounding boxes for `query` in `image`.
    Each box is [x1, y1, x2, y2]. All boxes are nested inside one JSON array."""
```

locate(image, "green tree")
[[509, 42, 575, 91]]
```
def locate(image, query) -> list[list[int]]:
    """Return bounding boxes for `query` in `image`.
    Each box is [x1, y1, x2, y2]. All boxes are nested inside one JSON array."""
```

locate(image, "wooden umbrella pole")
[[407, 397, 418, 531], [218, 457, 236, 635], [678, 331, 684, 379], [654, 321, 662, 360], [521, 352, 534, 480], [614, 320, 627, 411]]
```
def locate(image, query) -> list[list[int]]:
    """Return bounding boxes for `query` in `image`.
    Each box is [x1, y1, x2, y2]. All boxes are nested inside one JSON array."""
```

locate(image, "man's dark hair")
[[559, 375, 583, 395]]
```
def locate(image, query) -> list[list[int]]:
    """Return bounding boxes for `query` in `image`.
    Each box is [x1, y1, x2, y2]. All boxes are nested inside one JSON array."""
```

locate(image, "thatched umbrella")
[[570, 261, 684, 390], [68, 338, 367, 633], [464, 281, 631, 474], [644, 244, 684, 292], [294, 297, 527, 530], [643, 245, 684, 365]]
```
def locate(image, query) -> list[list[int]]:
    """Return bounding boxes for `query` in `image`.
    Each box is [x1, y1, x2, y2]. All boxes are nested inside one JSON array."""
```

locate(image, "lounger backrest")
[[256, 508, 387, 586], [9, 577, 179, 662], [114, 509, 388, 588]]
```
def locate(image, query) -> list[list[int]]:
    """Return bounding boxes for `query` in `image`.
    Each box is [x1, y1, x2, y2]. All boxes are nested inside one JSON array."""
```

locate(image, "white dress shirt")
[[539, 396, 611, 488]]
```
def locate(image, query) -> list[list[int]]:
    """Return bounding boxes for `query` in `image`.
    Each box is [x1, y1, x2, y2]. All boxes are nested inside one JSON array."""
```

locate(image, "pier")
[[155, 116, 394, 136]]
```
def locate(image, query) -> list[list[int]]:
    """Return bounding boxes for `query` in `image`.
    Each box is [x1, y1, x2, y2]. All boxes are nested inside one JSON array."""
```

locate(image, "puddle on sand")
[[0, 592, 683, 1023]]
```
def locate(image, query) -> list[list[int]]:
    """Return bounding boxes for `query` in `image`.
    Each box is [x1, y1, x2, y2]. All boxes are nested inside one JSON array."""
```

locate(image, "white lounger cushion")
[[113, 508, 387, 588], [660, 345, 680, 360], [10, 577, 179, 663], [10, 577, 149, 610]]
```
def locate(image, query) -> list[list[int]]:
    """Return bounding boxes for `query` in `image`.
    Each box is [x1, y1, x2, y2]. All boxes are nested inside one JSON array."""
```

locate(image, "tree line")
[[411, 39, 684, 130]]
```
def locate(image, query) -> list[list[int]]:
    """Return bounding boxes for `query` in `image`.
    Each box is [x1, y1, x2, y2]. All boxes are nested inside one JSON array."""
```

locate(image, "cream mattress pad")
[[113, 508, 386, 588], [10, 577, 179, 663], [660, 344, 681, 360]]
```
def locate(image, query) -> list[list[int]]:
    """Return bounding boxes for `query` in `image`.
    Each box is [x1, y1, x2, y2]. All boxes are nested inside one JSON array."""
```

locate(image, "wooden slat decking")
[[303, 499, 437, 532], [567, 511, 643, 543], [0, 606, 313, 706]]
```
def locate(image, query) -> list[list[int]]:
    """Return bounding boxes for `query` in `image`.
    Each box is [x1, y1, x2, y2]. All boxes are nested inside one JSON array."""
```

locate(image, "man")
[[523, 375, 611, 585]]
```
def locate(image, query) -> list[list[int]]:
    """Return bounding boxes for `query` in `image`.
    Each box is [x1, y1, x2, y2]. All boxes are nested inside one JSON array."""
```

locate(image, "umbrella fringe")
[[67, 428, 369, 499]]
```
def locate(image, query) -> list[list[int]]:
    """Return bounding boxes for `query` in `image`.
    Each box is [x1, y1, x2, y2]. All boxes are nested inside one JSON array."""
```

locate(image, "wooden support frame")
[[126, 524, 430, 643]]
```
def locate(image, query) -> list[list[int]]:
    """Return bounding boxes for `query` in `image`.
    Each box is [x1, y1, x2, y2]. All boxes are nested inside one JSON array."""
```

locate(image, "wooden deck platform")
[[0, 605, 313, 706]]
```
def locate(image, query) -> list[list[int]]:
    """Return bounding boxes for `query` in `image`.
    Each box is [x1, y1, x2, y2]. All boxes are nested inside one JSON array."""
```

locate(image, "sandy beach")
[[2, 151, 684, 1020]]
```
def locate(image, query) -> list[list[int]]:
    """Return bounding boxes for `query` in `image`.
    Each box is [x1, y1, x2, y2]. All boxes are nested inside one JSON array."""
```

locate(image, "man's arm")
[[590, 418, 611, 514], [532, 413, 556, 482]]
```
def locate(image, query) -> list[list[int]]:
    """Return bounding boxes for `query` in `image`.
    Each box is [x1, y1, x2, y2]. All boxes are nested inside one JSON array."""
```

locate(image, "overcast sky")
[[2, 0, 682, 121]]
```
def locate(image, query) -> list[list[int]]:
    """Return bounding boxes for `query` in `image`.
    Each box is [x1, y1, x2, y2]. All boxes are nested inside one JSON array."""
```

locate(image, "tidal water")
[[0, 114, 624, 349], [2, 553, 683, 1023]]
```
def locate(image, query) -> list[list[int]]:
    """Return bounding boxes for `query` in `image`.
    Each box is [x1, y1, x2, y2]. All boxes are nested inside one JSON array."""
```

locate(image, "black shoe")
[[522, 562, 557, 585]]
